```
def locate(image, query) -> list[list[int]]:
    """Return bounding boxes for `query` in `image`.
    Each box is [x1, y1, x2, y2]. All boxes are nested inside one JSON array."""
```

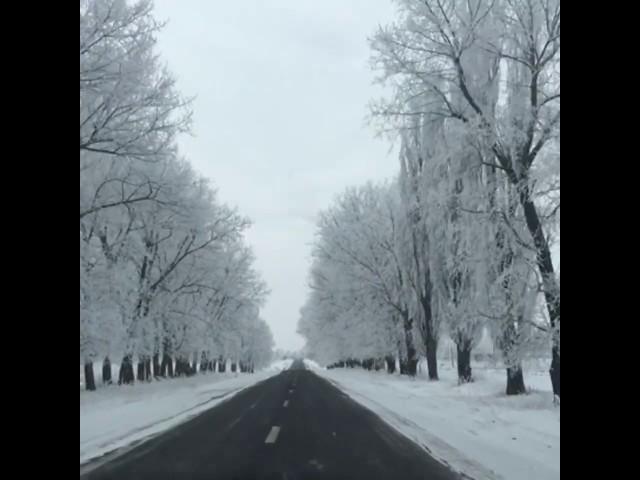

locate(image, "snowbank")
[[316, 363, 559, 480], [302, 358, 323, 370], [267, 358, 294, 372], [80, 369, 278, 465]]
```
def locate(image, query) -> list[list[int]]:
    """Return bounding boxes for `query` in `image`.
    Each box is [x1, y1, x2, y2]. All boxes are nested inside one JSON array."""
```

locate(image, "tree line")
[[298, 0, 559, 398], [80, 0, 274, 391]]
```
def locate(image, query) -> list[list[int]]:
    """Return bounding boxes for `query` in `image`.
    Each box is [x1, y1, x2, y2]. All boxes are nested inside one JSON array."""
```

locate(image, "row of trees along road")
[[298, 0, 559, 398], [80, 0, 275, 391]]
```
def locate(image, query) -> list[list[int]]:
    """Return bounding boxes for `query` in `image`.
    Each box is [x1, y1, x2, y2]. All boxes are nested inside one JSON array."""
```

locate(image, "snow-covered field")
[[80, 363, 285, 465], [314, 361, 559, 480]]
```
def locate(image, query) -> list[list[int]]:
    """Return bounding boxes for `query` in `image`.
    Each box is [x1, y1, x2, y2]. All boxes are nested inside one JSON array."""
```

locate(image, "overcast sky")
[[152, 0, 400, 351]]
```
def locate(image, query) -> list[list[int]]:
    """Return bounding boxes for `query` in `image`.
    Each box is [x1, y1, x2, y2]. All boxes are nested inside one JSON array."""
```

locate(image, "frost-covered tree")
[[80, 0, 273, 391], [370, 0, 559, 396], [298, 182, 415, 374]]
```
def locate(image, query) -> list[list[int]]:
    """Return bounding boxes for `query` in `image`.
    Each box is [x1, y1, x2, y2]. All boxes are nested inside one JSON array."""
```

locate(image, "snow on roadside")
[[315, 363, 559, 480], [302, 358, 323, 370], [80, 367, 281, 465], [267, 358, 294, 372]]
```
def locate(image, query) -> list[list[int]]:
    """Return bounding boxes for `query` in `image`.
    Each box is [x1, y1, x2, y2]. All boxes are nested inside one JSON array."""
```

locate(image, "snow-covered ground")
[[268, 358, 294, 372], [314, 361, 559, 480], [80, 364, 284, 465], [302, 358, 323, 371]]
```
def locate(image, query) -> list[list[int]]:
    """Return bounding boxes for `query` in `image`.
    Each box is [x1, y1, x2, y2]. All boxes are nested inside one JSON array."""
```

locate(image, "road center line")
[[264, 426, 281, 444], [227, 416, 242, 430], [283, 400, 289, 407]]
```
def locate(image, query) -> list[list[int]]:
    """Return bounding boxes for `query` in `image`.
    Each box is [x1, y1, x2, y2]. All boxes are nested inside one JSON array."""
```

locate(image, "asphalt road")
[[80, 360, 462, 480]]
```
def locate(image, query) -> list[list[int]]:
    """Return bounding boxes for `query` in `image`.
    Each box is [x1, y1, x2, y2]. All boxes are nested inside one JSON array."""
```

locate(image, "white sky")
[[153, 0, 400, 351]]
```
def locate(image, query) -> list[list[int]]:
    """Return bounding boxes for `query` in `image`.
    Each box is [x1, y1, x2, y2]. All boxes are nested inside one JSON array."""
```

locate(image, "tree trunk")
[[230, 362, 237, 373], [218, 357, 226, 373], [161, 336, 174, 377], [102, 357, 112, 385], [176, 357, 191, 376], [160, 356, 167, 377], [550, 348, 560, 398], [519, 186, 560, 398], [402, 313, 418, 377], [385, 356, 396, 374], [420, 292, 439, 380], [506, 365, 526, 395], [136, 357, 145, 382], [456, 341, 473, 383], [499, 315, 527, 395], [167, 357, 174, 377], [161, 354, 174, 377], [200, 352, 209, 372], [182, 357, 191, 376], [118, 355, 135, 385], [84, 361, 96, 391], [400, 356, 417, 376], [374, 358, 383, 371], [425, 337, 438, 380], [152, 353, 161, 378], [192, 352, 198, 374], [144, 358, 151, 381], [407, 356, 418, 376]]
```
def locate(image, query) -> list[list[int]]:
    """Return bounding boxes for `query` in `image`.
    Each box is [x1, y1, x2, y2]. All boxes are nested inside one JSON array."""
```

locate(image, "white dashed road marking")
[[265, 426, 281, 444]]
